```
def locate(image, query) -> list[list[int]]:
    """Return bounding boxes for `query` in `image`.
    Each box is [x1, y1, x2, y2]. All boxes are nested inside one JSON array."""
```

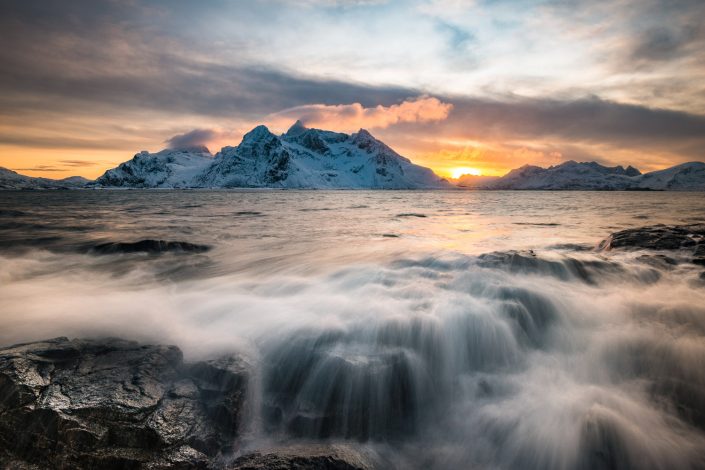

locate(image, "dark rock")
[[693, 245, 705, 266], [636, 254, 679, 269], [598, 224, 705, 251], [599, 225, 705, 270], [228, 445, 373, 470], [0, 337, 249, 469], [477, 250, 626, 284], [92, 239, 211, 255]]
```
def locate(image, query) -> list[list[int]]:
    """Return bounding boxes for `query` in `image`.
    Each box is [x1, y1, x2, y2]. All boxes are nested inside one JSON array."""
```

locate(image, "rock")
[[91, 240, 211, 255], [598, 224, 705, 251], [598, 225, 705, 268], [0, 337, 249, 469], [636, 254, 678, 269], [228, 445, 374, 470]]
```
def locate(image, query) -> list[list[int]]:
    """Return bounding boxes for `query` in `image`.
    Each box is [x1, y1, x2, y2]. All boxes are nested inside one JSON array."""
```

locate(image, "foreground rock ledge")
[[0, 337, 371, 470]]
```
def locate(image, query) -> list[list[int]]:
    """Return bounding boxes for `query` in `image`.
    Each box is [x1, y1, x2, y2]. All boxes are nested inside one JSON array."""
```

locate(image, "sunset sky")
[[1, 0, 704, 179]]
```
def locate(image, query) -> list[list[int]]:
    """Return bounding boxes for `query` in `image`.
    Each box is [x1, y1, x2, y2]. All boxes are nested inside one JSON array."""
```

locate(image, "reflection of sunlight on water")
[[1, 190, 705, 469]]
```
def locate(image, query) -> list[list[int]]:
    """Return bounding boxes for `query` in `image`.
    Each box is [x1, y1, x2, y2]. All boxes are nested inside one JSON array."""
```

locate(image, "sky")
[[0, 0, 704, 179]]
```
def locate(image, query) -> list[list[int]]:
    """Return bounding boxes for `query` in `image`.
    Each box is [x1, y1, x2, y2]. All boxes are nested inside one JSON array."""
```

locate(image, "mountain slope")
[[636, 162, 705, 190], [0, 167, 90, 189], [95, 146, 213, 188], [484, 161, 642, 190], [98, 123, 451, 189]]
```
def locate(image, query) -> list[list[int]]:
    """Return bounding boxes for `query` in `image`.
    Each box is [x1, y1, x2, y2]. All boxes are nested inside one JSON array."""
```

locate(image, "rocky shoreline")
[[0, 337, 372, 470], [3, 224, 705, 469]]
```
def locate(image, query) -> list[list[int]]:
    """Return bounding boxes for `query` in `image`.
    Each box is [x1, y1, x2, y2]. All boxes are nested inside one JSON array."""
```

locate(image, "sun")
[[450, 167, 482, 179]]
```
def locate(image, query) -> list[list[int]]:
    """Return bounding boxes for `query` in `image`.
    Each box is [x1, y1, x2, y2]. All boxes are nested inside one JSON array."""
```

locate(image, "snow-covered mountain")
[[96, 146, 213, 188], [477, 160, 705, 190], [0, 167, 90, 190], [95, 123, 452, 189], [635, 162, 705, 190]]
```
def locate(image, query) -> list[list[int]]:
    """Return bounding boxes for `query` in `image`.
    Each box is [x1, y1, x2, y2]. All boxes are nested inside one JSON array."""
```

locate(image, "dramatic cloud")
[[376, 96, 705, 174], [0, 0, 704, 177], [269, 97, 453, 132]]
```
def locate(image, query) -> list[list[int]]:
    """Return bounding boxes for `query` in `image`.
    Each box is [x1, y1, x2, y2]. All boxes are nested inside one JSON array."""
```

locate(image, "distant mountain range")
[[0, 167, 90, 190], [2, 123, 704, 190], [457, 160, 705, 190]]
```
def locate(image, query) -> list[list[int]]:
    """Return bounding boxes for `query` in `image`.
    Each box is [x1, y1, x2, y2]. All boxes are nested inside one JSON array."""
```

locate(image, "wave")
[[1, 248, 704, 468]]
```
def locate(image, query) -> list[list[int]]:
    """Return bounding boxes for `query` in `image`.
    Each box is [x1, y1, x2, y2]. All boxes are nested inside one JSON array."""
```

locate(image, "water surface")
[[1, 190, 704, 469]]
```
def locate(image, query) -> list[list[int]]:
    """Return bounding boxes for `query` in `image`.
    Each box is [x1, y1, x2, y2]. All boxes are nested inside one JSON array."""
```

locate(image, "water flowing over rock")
[[91, 239, 211, 255]]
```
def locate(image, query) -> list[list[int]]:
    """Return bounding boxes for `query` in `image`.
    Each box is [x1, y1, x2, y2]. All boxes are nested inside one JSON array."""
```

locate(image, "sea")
[[1, 189, 705, 469]]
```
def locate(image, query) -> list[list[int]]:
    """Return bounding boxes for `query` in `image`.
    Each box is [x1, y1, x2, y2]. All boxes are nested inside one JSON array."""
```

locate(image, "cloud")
[[12, 165, 66, 172], [166, 129, 220, 150], [630, 26, 700, 63], [375, 95, 705, 173], [269, 96, 453, 132], [59, 160, 99, 167], [1, 0, 704, 177]]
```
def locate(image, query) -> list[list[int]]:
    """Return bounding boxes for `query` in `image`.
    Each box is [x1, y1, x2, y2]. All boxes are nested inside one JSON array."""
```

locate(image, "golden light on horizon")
[[450, 167, 482, 178]]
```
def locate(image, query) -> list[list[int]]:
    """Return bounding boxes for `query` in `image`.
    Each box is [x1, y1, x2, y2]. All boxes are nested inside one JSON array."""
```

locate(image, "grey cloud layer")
[[1, 0, 704, 166]]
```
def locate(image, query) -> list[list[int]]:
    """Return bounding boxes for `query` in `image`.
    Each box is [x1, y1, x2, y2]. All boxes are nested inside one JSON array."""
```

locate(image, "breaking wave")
[[1, 246, 705, 469]]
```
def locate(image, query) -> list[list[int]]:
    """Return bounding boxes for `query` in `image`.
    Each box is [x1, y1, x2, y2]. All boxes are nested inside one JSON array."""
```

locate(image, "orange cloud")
[[268, 96, 453, 132]]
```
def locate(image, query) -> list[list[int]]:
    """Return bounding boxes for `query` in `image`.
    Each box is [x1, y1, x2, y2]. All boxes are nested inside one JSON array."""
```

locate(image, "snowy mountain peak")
[[285, 120, 308, 137], [351, 128, 387, 151], [242, 125, 276, 144], [352, 129, 376, 144], [625, 165, 641, 177]]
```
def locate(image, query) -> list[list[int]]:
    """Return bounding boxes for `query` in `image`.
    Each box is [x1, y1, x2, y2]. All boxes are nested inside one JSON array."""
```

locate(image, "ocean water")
[[1, 190, 705, 469]]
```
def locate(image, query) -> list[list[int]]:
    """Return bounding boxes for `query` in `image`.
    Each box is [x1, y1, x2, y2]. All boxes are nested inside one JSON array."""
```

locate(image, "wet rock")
[[693, 245, 705, 266], [0, 337, 248, 469], [91, 239, 211, 255], [599, 224, 705, 268], [228, 445, 373, 470], [636, 254, 678, 269], [477, 250, 625, 284], [598, 224, 705, 251]]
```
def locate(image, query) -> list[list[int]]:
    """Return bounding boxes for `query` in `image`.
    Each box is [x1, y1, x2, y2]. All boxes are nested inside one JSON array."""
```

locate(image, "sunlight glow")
[[450, 167, 482, 178]]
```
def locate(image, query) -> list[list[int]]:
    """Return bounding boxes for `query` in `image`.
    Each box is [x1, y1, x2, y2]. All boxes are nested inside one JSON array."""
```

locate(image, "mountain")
[[635, 162, 705, 190], [0, 167, 90, 190], [476, 160, 705, 190], [95, 123, 452, 189], [96, 146, 213, 188]]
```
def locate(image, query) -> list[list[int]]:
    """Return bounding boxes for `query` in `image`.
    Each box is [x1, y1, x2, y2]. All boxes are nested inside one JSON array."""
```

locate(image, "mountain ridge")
[[2, 124, 705, 190], [467, 160, 705, 190], [96, 123, 451, 189], [0, 167, 90, 190]]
